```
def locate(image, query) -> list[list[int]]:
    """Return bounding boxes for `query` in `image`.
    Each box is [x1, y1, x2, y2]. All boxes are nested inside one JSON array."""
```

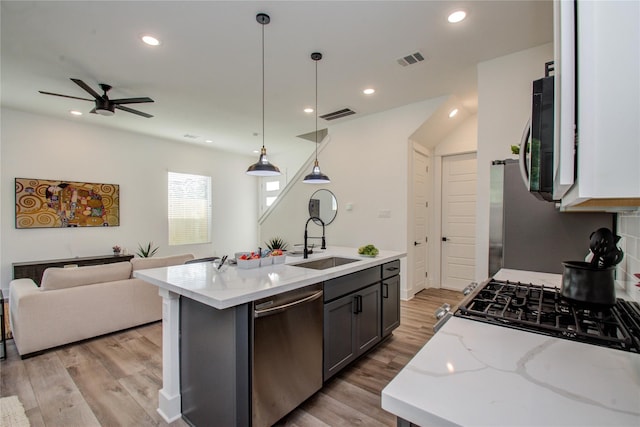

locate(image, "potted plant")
[[112, 245, 121, 255], [265, 237, 288, 252], [136, 242, 159, 258]]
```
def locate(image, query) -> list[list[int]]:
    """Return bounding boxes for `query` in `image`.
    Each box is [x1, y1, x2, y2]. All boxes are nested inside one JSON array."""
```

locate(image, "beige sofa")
[[9, 253, 194, 357]]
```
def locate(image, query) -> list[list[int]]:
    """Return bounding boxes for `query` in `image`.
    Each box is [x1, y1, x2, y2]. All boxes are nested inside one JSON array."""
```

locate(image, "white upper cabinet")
[[557, 0, 640, 210]]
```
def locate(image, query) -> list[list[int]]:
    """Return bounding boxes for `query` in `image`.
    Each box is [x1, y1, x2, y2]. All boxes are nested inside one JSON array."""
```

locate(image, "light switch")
[[378, 209, 391, 218]]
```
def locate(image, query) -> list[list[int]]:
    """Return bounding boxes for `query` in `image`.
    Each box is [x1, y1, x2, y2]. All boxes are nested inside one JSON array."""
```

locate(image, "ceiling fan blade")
[[115, 105, 153, 118], [111, 97, 154, 105], [38, 91, 93, 101], [70, 78, 101, 99]]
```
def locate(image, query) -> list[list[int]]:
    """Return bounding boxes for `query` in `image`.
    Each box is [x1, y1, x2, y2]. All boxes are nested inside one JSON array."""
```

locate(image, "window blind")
[[168, 172, 212, 245]]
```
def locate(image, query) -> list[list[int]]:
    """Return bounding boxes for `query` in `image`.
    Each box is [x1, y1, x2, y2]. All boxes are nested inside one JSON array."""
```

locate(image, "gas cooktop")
[[454, 279, 640, 353]]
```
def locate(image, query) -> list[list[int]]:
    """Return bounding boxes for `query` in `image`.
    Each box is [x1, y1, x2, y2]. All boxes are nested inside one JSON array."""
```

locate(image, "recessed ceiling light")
[[448, 10, 467, 24], [141, 35, 161, 46], [205, 139, 213, 143], [69, 110, 82, 116], [449, 108, 459, 118], [304, 107, 314, 113], [363, 88, 375, 95]]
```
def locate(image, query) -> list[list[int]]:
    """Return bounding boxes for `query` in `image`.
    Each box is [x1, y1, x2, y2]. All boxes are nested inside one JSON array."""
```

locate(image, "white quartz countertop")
[[133, 246, 405, 309], [382, 269, 640, 427]]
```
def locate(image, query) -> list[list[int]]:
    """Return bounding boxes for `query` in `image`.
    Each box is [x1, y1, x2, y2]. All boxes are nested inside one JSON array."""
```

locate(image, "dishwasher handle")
[[254, 289, 323, 318]]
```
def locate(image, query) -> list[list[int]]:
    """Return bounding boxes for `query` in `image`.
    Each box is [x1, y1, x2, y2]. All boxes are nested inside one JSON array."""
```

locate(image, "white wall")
[[1, 108, 259, 291], [475, 43, 553, 280], [428, 114, 478, 288], [261, 98, 442, 250], [434, 114, 478, 157], [259, 99, 443, 293]]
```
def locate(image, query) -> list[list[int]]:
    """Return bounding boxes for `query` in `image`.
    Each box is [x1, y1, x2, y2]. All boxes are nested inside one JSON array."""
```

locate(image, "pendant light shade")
[[303, 52, 330, 184], [247, 13, 281, 177]]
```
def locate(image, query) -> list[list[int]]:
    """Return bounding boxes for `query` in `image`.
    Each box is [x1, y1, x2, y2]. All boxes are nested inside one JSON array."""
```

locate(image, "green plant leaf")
[[137, 241, 159, 257], [265, 237, 288, 251]]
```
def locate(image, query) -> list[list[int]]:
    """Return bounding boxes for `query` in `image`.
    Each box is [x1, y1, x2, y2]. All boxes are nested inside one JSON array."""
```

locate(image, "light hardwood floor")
[[0, 288, 462, 427]]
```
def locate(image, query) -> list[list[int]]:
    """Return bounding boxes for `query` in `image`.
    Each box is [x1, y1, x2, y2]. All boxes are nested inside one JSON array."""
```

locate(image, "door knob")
[[414, 241, 420, 246], [442, 237, 449, 242]]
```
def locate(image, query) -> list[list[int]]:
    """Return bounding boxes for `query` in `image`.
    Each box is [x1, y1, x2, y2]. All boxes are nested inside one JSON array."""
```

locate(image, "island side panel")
[[158, 289, 182, 422], [180, 296, 251, 427]]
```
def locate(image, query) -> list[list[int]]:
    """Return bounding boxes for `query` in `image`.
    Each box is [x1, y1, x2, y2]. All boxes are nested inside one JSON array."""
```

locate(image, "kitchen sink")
[[291, 256, 360, 270]]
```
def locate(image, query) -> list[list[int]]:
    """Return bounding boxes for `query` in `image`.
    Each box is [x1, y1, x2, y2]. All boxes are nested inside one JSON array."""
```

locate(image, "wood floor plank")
[[57, 342, 157, 426], [321, 377, 395, 424], [0, 288, 463, 427], [118, 368, 189, 427], [114, 330, 163, 374], [82, 333, 149, 379], [294, 390, 390, 427], [135, 321, 163, 348], [24, 351, 101, 427], [0, 340, 38, 409], [276, 408, 330, 427]]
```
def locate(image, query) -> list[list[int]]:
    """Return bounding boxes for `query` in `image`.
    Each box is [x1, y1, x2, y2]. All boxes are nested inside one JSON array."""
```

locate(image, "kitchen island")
[[382, 269, 640, 426], [134, 246, 405, 425]]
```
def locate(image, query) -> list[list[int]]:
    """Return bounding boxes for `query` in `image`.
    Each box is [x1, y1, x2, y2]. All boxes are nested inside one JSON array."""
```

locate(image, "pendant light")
[[246, 13, 281, 177], [303, 52, 330, 184]]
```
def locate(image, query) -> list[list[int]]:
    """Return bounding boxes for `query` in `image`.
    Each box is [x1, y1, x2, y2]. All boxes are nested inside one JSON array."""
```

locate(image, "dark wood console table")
[[13, 254, 134, 286]]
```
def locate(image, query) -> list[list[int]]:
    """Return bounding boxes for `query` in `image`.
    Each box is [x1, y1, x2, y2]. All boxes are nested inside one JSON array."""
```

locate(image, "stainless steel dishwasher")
[[252, 283, 323, 427]]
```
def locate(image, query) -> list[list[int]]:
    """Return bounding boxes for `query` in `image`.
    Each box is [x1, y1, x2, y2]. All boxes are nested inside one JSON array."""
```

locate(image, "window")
[[168, 172, 212, 245], [260, 175, 285, 214], [265, 181, 280, 192], [266, 196, 277, 207]]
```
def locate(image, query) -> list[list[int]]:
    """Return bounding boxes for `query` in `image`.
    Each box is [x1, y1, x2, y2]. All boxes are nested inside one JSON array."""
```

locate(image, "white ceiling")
[[1, 1, 553, 157]]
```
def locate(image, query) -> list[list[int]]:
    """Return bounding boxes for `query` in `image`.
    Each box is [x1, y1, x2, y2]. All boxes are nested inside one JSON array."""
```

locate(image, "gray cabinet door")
[[324, 283, 382, 381], [382, 275, 400, 337], [356, 283, 381, 353], [324, 293, 357, 380]]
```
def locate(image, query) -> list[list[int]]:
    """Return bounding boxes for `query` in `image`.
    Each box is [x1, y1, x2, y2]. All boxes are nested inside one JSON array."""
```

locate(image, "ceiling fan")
[[39, 78, 154, 118]]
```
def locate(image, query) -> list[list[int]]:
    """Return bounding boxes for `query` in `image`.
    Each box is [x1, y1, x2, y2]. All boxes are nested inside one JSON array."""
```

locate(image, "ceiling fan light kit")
[[246, 12, 281, 177], [303, 51, 330, 184], [39, 79, 154, 118]]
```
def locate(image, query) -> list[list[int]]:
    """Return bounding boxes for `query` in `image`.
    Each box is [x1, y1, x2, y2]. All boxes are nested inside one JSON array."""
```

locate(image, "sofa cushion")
[[130, 253, 195, 271], [41, 261, 133, 291]]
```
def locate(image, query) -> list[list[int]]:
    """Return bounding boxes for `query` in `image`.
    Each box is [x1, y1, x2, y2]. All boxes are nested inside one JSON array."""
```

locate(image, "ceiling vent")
[[297, 128, 328, 143], [397, 51, 425, 67], [319, 108, 356, 121]]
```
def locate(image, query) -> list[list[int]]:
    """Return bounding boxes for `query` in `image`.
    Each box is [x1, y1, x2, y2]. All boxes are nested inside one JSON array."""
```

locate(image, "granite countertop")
[[133, 246, 405, 309], [381, 269, 640, 427]]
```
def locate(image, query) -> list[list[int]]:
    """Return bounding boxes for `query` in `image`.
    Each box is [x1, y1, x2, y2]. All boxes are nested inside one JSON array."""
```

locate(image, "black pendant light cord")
[[315, 57, 318, 157], [261, 20, 265, 151], [246, 13, 280, 176], [304, 52, 329, 183]]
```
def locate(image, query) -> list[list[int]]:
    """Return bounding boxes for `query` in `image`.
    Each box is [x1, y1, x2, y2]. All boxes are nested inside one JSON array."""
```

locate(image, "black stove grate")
[[455, 280, 640, 353]]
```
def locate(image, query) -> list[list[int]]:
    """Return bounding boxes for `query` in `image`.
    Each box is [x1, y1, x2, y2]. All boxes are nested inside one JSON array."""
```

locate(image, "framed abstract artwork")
[[15, 178, 120, 228]]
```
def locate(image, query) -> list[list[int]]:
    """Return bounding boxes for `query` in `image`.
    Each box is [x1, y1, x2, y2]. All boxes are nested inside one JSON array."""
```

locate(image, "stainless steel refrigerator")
[[489, 159, 616, 276]]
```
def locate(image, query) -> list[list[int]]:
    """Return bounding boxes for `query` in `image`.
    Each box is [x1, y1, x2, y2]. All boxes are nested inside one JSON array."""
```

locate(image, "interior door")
[[441, 153, 477, 291], [412, 148, 429, 291]]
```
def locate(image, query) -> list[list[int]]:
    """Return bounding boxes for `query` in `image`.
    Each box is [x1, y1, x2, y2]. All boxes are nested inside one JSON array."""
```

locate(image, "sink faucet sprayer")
[[304, 216, 326, 259]]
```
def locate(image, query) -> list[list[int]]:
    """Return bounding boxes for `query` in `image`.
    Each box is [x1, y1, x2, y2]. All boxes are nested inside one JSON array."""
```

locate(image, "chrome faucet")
[[304, 216, 326, 259]]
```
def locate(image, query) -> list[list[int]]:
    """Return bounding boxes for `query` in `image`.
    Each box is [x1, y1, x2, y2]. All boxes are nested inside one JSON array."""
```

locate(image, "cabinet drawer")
[[381, 260, 400, 280], [324, 267, 380, 302]]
